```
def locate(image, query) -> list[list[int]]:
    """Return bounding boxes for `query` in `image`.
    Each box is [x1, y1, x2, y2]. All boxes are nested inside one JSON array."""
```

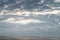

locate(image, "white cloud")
[[0, 9, 60, 16], [55, 0, 60, 2], [0, 9, 60, 19], [3, 18, 44, 24], [4, 5, 9, 9], [59, 23, 60, 24], [38, 0, 44, 4]]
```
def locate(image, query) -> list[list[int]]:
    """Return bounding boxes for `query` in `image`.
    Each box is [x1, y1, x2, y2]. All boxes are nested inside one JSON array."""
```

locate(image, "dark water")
[[0, 36, 60, 40]]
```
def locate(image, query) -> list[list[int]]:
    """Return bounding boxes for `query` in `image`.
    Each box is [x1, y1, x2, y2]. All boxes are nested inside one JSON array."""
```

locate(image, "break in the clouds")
[[0, 0, 60, 36]]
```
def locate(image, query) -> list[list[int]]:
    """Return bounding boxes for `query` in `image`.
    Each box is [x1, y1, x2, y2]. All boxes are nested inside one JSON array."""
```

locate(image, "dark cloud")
[[0, 0, 60, 11]]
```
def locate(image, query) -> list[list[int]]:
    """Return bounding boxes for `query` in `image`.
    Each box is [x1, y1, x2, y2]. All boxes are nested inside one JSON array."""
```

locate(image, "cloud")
[[0, 0, 59, 11], [55, 0, 60, 2], [0, 0, 60, 36], [0, 9, 60, 17], [2, 18, 44, 24]]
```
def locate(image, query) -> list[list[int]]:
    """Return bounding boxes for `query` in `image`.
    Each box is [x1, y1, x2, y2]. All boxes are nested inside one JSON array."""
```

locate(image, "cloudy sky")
[[0, 0, 60, 37]]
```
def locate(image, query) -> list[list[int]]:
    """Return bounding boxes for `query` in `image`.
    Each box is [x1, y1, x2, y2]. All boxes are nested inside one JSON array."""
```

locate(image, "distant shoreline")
[[0, 36, 60, 40]]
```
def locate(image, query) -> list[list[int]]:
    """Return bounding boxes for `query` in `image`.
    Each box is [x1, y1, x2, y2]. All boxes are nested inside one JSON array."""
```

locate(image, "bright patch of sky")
[[3, 18, 42, 24], [55, 0, 60, 2]]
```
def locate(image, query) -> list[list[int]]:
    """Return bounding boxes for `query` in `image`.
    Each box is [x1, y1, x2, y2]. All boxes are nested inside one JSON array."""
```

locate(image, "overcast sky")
[[0, 0, 60, 37]]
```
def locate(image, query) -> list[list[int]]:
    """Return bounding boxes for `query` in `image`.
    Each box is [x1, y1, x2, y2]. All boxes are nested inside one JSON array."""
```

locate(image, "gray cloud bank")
[[0, 0, 60, 11]]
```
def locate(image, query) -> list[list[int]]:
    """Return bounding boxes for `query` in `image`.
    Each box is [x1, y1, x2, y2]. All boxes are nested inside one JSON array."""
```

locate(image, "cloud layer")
[[0, 0, 60, 36]]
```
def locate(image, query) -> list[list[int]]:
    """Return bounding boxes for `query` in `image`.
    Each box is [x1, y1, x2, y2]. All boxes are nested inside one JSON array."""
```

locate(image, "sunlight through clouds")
[[3, 18, 44, 24], [0, 9, 60, 16]]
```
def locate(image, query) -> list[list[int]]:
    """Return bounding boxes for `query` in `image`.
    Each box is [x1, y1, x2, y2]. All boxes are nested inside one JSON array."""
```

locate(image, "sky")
[[0, 0, 60, 37]]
